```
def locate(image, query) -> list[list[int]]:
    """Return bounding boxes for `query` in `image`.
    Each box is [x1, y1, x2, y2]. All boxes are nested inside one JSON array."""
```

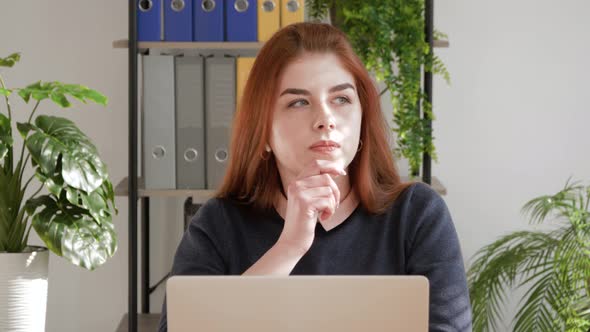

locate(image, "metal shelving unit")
[[126, 2, 138, 331], [118, 1, 444, 330], [422, 0, 435, 184]]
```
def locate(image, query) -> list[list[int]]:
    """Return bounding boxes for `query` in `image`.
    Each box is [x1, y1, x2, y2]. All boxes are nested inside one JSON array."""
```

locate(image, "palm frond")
[[513, 265, 562, 332], [468, 230, 560, 331], [513, 227, 580, 332], [521, 178, 585, 225], [470, 179, 590, 332]]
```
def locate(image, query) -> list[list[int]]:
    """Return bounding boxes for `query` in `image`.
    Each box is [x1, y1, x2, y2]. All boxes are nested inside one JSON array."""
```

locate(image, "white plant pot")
[[0, 246, 49, 332]]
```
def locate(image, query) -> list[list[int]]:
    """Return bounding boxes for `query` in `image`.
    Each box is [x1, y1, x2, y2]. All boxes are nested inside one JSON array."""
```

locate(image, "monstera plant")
[[0, 52, 117, 270]]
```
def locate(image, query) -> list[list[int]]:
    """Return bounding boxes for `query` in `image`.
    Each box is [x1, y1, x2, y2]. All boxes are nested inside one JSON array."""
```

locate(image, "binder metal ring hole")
[[215, 149, 228, 162], [202, 0, 216, 12], [152, 146, 166, 159], [234, 0, 249, 13], [138, 0, 153, 12], [286, 0, 299, 12], [171, 0, 185, 12], [184, 148, 198, 162], [262, 0, 276, 12]]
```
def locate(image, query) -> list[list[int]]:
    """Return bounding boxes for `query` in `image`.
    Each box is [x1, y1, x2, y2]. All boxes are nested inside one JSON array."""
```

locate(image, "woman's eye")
[[288, 99, 308, 108], [288, 96, 350, 108], [335, 96, 351, 104]]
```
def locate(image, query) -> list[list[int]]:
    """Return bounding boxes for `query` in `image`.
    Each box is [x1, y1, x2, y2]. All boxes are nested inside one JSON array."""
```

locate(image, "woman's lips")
[[310, 146, 339, 154], [309, 140, 340, 149]]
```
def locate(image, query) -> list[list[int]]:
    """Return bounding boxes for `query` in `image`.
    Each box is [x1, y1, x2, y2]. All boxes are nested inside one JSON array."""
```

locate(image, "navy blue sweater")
[[158, 182, 472, 331]]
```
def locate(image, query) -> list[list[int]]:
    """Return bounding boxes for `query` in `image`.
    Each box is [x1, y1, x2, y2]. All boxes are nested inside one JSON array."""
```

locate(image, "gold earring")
[[261, 144, 272, 160], [357, 139, 363, 152]]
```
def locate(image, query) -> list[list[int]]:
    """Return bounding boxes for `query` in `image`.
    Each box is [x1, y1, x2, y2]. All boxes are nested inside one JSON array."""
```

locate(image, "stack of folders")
[[137, 0, 305, 42], [142, 54, 256, 190]]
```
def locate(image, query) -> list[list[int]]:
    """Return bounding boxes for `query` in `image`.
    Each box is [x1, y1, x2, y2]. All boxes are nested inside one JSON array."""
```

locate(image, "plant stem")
[[21, 182, 44, 248], [18, 153, 31, 186], [26, 100, 40, 124], [0, 74, 14, 173], [22, 219, 34, 248], [22, 171, 36, 194], [28, 183, 44, 203], [0, 74, 12, 120], [16, 100, 40, 178]]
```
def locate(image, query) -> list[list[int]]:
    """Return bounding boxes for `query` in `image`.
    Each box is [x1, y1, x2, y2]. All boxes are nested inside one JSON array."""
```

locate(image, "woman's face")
[[269, 52, 362, 178]]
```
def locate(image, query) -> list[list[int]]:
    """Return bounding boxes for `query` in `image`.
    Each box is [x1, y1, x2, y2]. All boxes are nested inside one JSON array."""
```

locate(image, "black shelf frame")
[[127, 0, 138, 331], [423, 0, 434, 184], [124, 1, 436, 330]]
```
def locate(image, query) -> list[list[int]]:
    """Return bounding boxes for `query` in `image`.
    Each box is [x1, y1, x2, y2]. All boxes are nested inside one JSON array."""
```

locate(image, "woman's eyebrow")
[[279, 83, 355, 97]]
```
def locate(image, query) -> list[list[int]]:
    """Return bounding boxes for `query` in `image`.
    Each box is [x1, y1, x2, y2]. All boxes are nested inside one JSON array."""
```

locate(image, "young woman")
[[159, 22, 472, 331]]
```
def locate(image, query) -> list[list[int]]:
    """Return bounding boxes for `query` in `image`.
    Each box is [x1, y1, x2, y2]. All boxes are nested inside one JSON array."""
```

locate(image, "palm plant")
[[468, 178, 590, 332], [0, 52, 117, 270]]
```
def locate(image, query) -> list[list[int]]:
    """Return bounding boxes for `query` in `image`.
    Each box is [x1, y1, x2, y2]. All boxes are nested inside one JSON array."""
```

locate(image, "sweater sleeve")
[[158, 199, 227, 332], [404, 183, 473, 332]]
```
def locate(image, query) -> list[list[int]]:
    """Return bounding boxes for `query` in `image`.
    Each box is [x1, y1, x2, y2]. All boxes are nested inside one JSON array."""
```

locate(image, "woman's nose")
[[315, 121, 335, 131], [314, 105, 336, 131]]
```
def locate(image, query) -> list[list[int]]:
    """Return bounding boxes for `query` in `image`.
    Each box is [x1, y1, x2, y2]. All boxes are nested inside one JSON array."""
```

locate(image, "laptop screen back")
[[166, 275, 429, 332]]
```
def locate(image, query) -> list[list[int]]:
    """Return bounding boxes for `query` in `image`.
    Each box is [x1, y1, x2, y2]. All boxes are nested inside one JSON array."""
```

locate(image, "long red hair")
[[215, 22, 416, 214]]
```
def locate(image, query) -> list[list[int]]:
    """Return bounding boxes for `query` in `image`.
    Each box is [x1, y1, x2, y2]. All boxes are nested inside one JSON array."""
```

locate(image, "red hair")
[[215, 22, 416, 214]]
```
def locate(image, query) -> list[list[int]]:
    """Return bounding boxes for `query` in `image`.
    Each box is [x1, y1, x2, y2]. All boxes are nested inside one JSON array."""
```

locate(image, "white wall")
[[0, 2, 129, 331], [1, 1, 589, 331], [432, 0, 590, 329]]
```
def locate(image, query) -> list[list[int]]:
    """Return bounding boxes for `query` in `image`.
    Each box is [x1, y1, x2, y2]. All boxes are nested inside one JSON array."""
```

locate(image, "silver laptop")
[[166, 275, 429, 332]]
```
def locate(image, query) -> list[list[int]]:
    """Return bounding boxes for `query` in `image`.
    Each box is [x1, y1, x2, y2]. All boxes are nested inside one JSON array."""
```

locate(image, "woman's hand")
[[243, 159, 346, 275], [277, 159, 347, 254]]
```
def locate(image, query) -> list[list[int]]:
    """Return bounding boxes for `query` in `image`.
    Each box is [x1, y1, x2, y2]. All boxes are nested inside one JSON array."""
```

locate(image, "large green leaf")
[[34, 167, 64, 197], [30, 134, 116, 228], [0, 52, 21, 68], [65, 183, 113, 226], [26, 194, 117, 270], [17, 81, 107, 107], [0, 88, 12, 97], [62, 83, 108, 105], [25, 115, 107, 193], [16, 121, 36, 139], [0, 113, 12, 162]]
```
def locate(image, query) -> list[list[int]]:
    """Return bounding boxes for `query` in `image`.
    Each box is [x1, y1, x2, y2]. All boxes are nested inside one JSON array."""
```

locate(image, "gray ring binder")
[[175, 55, 206, 189], [215, 148, 228, 162], [152, 145, 166, 159], [183, 148, 198, 162]]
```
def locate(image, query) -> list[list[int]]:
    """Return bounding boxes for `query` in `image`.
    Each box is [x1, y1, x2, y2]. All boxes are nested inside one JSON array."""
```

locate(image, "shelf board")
[[433, 39, 449, 48], [114, 175, 446, 204], [112, 39, 264, 50], [114, 176, 215, 203], [115, 313, 160, 332], [112, 39, 449, 50]]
